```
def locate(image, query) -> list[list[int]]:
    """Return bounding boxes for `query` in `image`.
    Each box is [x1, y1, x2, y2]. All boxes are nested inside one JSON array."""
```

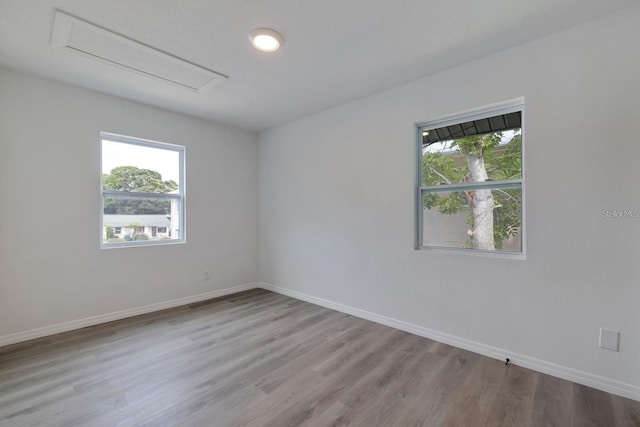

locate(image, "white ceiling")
[[0, 0, 636, 132]]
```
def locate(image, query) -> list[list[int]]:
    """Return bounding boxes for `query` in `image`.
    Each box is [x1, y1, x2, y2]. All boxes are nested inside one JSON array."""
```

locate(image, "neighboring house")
[[169, 195, 180, 242], [103, 214, 171, 240]]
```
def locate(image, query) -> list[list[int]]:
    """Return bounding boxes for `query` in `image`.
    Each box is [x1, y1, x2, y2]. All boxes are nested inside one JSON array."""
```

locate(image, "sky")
[[102, 139, 180, 183]]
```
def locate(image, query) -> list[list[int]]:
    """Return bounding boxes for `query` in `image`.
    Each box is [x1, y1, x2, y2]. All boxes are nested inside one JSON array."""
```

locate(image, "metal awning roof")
[[422, 111, 521, 146]]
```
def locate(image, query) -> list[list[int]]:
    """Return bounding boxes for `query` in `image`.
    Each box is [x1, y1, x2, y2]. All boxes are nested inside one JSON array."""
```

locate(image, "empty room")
[[1, 0, 640, 425]]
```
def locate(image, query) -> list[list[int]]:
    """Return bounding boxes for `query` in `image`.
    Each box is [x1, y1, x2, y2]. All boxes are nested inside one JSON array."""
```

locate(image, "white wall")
[[259, 6, 640, 395], [0, 68, 259, 337]]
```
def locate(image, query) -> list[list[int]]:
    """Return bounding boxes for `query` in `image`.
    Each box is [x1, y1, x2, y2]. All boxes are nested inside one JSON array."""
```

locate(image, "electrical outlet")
[[599, 328, 619, 352], [204, 271, 210, 281]]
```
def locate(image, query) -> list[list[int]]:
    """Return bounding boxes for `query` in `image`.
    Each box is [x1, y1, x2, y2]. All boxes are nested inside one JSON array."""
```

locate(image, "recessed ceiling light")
[[249, 28, 283, 53]]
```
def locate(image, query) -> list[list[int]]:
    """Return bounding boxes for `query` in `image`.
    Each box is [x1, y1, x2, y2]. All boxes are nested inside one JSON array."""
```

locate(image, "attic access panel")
[[51, 10, 227, 93], [422, 111, 521, 146]]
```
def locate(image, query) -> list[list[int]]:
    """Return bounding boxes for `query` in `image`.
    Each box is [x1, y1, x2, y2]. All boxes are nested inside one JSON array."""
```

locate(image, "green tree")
[[423, 132, 521, 250], [103, 166, 177, 193], [102, 166, 177, 215]]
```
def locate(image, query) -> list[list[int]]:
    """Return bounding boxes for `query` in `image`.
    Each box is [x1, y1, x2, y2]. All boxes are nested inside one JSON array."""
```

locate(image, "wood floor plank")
[[612, 394, 640, 427], [1, 289, 639, 427], [439, 357, 508, 427], [100, 311, 348, 425], [573, 383, 616, 427], [529, 374, 574, 427], [253, 316, 377, 395], [299, 400, 350, 427], [133, 313, 353, 423], [483, 364, 538, 427], [389, 347, 481, 426], [257, 330, 425, 427], [348, 338, 448, 426]]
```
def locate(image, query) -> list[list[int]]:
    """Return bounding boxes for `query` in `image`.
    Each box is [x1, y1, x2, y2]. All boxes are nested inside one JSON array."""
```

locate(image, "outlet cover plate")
[[599, 328, 620, 352]]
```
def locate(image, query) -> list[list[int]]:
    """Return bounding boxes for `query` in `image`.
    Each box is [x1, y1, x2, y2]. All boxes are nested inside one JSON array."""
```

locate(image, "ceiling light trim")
[[249, 28, 284, 53], [51, 10, 227, 93]]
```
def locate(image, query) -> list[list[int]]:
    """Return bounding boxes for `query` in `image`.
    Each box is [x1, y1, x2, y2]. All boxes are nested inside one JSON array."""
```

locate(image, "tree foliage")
[[103, 166, 177, 193], [423, 132, 522, 250], [103, 166, 177, 215]]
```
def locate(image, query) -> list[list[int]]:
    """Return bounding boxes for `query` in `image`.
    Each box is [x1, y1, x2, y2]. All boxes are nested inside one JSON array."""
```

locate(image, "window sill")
[[416, 245, 526, 260], [101, 240, 185, 249]]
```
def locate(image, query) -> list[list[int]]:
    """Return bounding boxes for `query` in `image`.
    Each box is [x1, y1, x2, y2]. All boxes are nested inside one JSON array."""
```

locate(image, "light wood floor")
[[1, 289, 639, 426]]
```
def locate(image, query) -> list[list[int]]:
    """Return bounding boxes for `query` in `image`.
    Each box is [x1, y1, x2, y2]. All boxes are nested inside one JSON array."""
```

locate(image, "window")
[[416, 101, 524, 255], [101, 133, 185, 248]]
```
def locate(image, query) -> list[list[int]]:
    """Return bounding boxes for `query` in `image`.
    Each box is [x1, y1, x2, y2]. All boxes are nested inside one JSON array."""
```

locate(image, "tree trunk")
[[465, 152, 495, 250]]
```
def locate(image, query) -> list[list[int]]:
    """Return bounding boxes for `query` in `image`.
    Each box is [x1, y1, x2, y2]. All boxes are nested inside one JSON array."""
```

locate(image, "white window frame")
[[415, 99, 525, 259], [100, 132, 186, 249]]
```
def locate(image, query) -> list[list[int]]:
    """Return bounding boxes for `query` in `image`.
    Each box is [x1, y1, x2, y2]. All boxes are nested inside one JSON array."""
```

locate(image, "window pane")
[[102, 139, 180, 193], [421, 129, 522, 186], [422, 187, 522, 252], [103, 197, 182, 244], [101, 133, 184, 248]]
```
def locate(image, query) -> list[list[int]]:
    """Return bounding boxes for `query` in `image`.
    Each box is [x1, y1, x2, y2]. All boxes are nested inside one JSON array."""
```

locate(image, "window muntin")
[[101, 133, 185, 248], [417, 103, 523, 255]]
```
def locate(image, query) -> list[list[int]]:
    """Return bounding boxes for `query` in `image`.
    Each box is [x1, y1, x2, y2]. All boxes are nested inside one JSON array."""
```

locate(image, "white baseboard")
[[257, 282, 640, 402], [3, 280, 638, 402], [0, 282, 259, 348]]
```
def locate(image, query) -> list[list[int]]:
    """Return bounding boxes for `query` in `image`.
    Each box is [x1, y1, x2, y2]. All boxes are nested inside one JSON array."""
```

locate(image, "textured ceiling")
[[0, 0, 636, 132]]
